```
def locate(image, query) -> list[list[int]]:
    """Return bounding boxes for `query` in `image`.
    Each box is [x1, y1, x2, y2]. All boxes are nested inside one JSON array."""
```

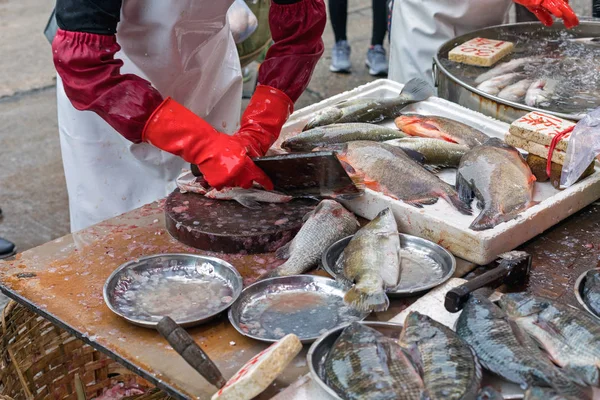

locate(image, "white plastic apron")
[[57, 0, 243, 232], [389, 0, 513, 86]]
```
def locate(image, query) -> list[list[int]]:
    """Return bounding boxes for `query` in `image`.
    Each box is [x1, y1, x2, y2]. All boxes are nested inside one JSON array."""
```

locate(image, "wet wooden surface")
[[0, 198, 598, 399]]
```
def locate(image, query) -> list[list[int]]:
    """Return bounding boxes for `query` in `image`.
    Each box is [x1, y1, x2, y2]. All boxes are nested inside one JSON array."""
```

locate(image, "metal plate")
[[321, 234, 456, 297], [574, 267, 600, 320], [307, 321, 404, 400], [104, 253, 243, 329], [228, 275, 369, 343]]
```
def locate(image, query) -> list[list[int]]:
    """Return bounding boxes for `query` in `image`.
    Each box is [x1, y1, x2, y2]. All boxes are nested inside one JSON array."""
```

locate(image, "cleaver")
[[190, 151, 363, 198]]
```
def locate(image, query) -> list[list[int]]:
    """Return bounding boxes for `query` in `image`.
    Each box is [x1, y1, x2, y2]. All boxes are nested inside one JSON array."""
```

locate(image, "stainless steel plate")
[[228, 275, 369, 343], [321, 234, 456, 297], [104, 253, 243, 329], [307, 321, 404, 400], [574, 267, 600, 320]]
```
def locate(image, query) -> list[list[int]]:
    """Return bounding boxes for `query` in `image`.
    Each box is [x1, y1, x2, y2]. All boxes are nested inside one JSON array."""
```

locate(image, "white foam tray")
[[279, 79, 600, 264]]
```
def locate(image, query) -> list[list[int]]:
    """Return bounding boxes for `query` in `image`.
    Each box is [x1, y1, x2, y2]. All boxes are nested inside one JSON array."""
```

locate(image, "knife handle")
[[444, 264, 510, 313], [157, 316, 226, 388]]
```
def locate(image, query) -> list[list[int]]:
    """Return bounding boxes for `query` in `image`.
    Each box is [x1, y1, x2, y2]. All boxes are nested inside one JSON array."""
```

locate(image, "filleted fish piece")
[[394, 114, 489, 148], [303, 78, 433, 130], [324, 322, 426, 400], [399, 312, 481, 400]]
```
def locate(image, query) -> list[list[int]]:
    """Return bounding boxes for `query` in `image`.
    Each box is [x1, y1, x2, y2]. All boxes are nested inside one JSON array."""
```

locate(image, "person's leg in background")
[[594, 0, 600, 18], [367, 0, 389, 76], [329, 0, 352, 72], [515, 3, 538, 22]]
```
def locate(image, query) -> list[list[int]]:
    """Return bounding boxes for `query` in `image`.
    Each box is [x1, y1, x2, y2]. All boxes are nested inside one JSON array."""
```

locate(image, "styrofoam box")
[[278, 79, 600, 265]]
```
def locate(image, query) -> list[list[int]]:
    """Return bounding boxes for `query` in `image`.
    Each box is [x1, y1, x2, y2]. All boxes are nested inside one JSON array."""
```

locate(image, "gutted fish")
[[205, 188, 293, 209], [324, 322, 426, 400], [457, 138, 536, 231], [583, 269, 600, 317], [400, 312, 481, 400], [339, 207, 400, 312], [394, 114, 489, 148], [303, 77, 433, 130], [525, 79, 558, 107], [384, 137, 470, 168], [498, 79, 534, 102], [477, 72, 524, 96], [475, 57, 543, 84]]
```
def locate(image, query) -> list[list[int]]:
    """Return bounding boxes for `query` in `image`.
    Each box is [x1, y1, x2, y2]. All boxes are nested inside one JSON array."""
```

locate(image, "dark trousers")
[[594, 0, 600, 18]]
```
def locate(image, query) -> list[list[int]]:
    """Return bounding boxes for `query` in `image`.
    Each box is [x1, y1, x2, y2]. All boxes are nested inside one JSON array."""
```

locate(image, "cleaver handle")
[[157, 316, 226, 388]]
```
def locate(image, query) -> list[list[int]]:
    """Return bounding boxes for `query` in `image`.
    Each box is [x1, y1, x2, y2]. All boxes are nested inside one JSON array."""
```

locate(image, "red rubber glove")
[[143, 98, 273, 190], [234, 85, 294, 158], [513, 0, 579, 28]]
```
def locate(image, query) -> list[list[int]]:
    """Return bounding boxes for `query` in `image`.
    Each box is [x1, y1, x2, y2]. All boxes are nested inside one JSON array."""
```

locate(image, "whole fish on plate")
[[324, 322, 426, 400], [338, 207, 400, 312], [281, 123, 406, 152], [499, 292, 600, 387], [525, 79, 558, 107], [475, 57, 543, 84], [457, 138, 536, 231], [337, 141, 472, 214], [399, 312, 481, 400], [394, 114, 489, 148], [261, 200, 359, 278], [456, 294, 593, 399], [583, 269, 600, 317], [205, 188, 293, 209], [477, 72, 524, 96], [303, 78, 433, 130], [498, 79, 534, 102], [384, 137, 470, 168]]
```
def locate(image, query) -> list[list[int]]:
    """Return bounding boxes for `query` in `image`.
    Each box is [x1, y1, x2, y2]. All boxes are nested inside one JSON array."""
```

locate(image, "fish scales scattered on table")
[[281, 123, 407, 152], [384, 137, 470, 168], [337, 141, 471, 214], [457, 138, 536, 231], [476, 72, 525, 96], [499, 292, 600, 387], [394, 114, 489, 148], [498, 79, 534, 102], [583, 269, 600, 317], [260, 200, 359, 278], [204, 188, 293, 209], [475, 57, 544, 84], [338, 207, 400, 312], [399, 312, 481, 400], [456, 294, 594, 399], [324, 322, 426, 400], [303, 77, 433, 130]]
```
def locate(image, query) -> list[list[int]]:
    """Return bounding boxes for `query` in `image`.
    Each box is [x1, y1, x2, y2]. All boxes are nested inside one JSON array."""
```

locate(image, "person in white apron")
[[52, 0, 326, 232], [388, 0, 579, 86]]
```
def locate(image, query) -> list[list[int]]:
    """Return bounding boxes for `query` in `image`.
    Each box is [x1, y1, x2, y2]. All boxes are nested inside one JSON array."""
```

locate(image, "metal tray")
[[574, 267, 600, 319], [307, 321, 404, 400], [228, 275, 369, 344], [103, 253, 243, 329], [321, 235, 456, 297]]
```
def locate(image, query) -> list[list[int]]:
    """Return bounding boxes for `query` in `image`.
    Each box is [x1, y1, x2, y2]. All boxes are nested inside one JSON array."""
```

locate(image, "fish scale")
[[583, 270, 600, 317]]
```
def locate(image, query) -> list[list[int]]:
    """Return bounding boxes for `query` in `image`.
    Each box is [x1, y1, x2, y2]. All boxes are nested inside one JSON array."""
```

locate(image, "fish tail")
[[441, 189, 472, 216], [401, 78, 434, 103], [343, 287, 390, 312], [469, 209, 501, 231]]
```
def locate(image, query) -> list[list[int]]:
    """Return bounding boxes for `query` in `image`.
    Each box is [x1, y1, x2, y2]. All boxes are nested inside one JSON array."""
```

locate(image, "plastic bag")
[[560, 107, 600, 188], [227, 0, 259, 44]]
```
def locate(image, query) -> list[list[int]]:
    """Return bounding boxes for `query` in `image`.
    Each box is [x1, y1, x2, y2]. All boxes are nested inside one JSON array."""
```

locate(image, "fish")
[[384, 137, 470, 168], [525, 79, 558, 107], [498, 79, 534, 102], [475, 57, 543, 84], [336, 141, 471, 214], [261, 200, 359, 278], [457, 138, 536, 231], [476, 387, 505, 400], [394, 114, 489, 148], [499, 292, 600, 387], [338, 207, 400, 312], [281, 123, 406, 152], [456, 293, 593, 399], [303, 77, 433, 130], [399, 311, 481, 400], [583, 269, 600, 317], [324, 322, 426, 400], [524, 387, 577, 400], [204, 188, 293, 209], [477, 72, 524, 96]]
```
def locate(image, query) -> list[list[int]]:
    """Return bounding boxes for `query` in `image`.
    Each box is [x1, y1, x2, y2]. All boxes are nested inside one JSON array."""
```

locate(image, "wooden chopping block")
[[165, 189, 317, 254]]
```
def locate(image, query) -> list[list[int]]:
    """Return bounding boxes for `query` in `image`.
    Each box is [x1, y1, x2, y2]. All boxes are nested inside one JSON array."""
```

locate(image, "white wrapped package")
[[227, 0, 258, 44]]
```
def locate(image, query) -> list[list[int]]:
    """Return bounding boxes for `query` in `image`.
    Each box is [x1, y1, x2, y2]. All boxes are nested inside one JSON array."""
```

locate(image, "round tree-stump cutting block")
[[165, 190, 317, 254]]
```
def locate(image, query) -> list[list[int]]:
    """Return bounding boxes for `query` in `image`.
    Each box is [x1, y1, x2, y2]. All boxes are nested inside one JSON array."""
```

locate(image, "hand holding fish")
[[513, 0, 579, 28]]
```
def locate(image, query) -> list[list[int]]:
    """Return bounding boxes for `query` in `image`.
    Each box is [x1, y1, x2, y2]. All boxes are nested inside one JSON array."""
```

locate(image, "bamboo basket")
[[0, 301, 171, 400]]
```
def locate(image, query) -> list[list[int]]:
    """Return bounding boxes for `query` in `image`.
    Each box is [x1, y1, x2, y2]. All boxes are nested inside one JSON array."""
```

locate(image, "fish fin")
[[275, 241, 293, 260], [404, 197, 437, 208], [440, 187, 472, 215], [423, 165, 441, 174], [343, 287, 389, 312], [400, 78, 434, 103], [456, 173, 474, 204], [399, 148, 427, 165], [469, 209, 502, 231], [235, 196, 261, 209], [562, 364, 600, 387]]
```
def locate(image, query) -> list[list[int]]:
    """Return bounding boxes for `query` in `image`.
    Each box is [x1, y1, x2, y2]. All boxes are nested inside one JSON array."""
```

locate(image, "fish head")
[[498, 292, 551, 318]]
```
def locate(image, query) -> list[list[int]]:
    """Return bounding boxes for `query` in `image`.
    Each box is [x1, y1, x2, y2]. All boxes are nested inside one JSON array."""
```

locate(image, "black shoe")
[[0, 237, 16, 259]]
